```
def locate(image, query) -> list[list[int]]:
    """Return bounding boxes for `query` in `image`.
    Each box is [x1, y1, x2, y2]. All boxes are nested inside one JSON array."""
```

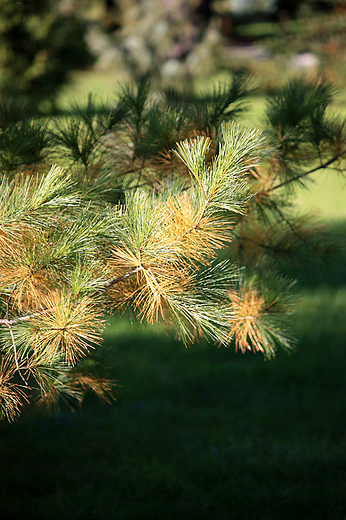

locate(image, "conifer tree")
[[0, 74, 345, 421], [0, 0, 93, 112]]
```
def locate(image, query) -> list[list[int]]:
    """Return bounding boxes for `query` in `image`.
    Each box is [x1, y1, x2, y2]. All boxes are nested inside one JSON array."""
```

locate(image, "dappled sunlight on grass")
[[56, 70, 131, 110]]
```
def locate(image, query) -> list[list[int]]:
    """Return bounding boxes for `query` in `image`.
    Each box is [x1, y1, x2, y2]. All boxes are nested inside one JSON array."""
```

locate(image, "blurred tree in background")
[[0, 0, 94, 112], [1, 0, 346, 106], [82, 0, 346, 90]]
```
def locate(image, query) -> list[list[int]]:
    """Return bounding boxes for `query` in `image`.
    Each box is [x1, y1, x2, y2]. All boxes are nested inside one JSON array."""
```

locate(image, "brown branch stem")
[[268, 149, 346, 192], [6, 284, 17, 320], [234, 234, 290, 255], [0, 315, 33, 326], [7, 324, 28, 386], [105, 266, 142, 288]]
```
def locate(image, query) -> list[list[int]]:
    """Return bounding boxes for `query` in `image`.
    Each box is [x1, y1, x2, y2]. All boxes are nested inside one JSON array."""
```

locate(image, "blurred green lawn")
[[0, 70, 345, 520]]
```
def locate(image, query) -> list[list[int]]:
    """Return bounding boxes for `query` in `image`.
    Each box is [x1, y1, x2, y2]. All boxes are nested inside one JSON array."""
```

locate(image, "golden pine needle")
[[29, 292, 105, 366], [107, 187, 235, 323], [0, 357, 29, 421], [158, 192, 234, 260], [71, 372, 115, 403], [108, 240, 192, 323], [228, 287, 266, 354], [1, 266, 54, 313]]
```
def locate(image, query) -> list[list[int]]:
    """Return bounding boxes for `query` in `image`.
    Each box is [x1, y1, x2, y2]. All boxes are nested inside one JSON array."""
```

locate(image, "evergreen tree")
[[0, 0, 93, 112], [0, 74, 345, 421]]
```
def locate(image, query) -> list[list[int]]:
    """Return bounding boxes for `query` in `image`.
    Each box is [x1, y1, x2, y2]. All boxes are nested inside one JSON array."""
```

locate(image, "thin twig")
[[0, 306, 54, 326], [105, 266, 142, 288], [6, 284, 17, 319], [273, 205, 324, 252], [268, 149, 346, 192], [234, 233, 290, 255], [0, 315, 33, 326], [7, 325, 28, 386]]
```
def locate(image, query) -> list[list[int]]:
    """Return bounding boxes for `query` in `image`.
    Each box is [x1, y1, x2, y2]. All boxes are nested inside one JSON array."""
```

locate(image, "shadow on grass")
[[0, 224, 345, 520], [281, 220, 346, 290]]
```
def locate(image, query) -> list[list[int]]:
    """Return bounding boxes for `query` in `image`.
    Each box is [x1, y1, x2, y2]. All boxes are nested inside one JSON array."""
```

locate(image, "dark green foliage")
[[0, 94, 30, 129], [52, 118, 101, 169], [118, 75, 152, 138], [0, 0, 94, 112], [165, 69, 254, 135], [0, 118, 51, 173], [265, 77, 337, 165]]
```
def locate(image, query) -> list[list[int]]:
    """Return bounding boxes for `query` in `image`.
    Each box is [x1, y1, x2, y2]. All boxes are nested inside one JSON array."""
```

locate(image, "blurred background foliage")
[[1, 0, 346, 112], [0, 0, 94, 112]]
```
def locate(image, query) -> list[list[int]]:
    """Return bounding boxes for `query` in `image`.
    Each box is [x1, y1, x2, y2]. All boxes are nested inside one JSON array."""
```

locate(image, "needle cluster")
[[0, 74, 345, 420]]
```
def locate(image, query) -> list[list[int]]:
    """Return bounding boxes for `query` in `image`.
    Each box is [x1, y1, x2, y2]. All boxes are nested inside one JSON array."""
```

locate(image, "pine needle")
[[0, 356, 29, 421], [28, 292, 105, 366]]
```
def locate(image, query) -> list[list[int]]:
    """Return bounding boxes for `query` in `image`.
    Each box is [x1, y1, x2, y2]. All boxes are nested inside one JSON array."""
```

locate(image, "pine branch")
[[269, 148, 346, 192], [0, 316, 33, 326], [105, 267, 142, 288], [2, 74, 346, 420], [7, 324, 28, 385]]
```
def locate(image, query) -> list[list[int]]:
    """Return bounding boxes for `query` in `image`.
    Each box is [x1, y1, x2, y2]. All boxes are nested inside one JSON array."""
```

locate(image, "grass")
[[1, 294, 346, 519], [56, 70, 130, 110], [233, 22, 282, 39], [294, 170, 346, 222], [1, 70, 346, 519]]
